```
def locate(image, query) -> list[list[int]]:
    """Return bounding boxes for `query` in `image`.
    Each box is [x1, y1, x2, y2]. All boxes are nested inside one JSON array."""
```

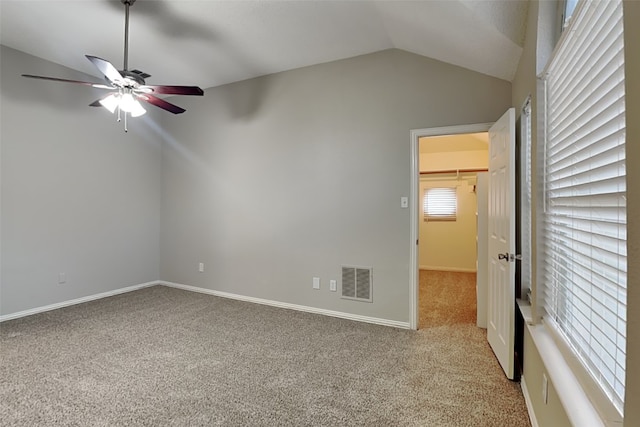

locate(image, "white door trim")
[[409, 123, 493, 330]]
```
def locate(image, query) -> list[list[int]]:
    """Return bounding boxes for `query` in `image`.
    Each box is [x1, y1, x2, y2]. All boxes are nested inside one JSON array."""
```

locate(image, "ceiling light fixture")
[[99, 91, 147, 116], [21, 0, 204, 132]]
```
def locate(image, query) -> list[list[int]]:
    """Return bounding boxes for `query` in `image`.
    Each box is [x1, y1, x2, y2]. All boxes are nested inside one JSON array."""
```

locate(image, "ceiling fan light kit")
[[21, 0, 203, 132]]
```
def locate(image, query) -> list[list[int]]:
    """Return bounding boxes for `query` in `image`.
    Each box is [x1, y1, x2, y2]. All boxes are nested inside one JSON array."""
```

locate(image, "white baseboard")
[[160, 281, 410, 329], [0, 281, 160, 322], [1, 279, 411, 330], [419, 265, 477, 273], [521, 375, 539, 427]]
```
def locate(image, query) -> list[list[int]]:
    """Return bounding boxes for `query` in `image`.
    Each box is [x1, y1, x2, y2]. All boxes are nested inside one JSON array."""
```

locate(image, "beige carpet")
[[0, 285, 530, 426], [419, 270, 477, 329]]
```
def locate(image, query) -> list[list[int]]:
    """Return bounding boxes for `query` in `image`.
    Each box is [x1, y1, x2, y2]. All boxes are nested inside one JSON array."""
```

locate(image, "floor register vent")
[[341, 266, 373, 302]]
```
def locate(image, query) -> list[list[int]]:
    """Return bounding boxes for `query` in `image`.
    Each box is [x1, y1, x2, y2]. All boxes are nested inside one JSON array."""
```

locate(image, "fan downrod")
[[122, 0, 136, 71]]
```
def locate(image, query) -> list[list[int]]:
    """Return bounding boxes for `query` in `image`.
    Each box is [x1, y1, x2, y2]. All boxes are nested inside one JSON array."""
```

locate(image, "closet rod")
[[420, 168, 488, 175]]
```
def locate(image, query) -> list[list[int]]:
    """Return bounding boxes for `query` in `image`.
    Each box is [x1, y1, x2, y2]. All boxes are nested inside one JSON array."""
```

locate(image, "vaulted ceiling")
[[0, 0, 529, 90]]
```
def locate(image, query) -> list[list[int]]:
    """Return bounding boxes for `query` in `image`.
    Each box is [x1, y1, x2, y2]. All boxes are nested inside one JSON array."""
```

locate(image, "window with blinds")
[[423, 187, 457, 221], [542, 0, 626, 413]]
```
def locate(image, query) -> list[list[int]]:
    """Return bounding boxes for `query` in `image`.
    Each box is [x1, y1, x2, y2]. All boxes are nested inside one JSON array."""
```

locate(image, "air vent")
[[341, 266, 373, 302]]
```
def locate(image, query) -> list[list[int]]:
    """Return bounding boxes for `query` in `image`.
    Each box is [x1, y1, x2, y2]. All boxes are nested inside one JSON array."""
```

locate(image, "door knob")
[[498, 253, 522, 262]]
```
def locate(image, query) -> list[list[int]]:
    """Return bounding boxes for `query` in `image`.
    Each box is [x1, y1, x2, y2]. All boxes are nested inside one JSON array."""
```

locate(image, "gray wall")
[[623, 1, 640, 425], [1, 47, 512, 324], [159, 49, 511, 323], [1, 46, 162, 316]]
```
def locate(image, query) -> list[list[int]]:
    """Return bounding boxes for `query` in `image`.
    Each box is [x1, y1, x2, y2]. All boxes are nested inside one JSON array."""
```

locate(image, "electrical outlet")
[[198, 263, 204, 273], [329, 280, 337, 292], [313, 277, 320, 290], [542, 373, 548, 404], [58, 273, 66, 284]]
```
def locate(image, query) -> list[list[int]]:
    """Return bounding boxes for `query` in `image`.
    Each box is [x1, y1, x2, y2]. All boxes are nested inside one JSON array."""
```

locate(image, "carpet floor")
[[1, 285, 530, 426], [419, 270, 477, 329]]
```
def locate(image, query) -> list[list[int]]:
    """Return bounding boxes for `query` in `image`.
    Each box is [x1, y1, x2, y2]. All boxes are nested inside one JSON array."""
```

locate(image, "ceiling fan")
[[21, 0, 204, 132]]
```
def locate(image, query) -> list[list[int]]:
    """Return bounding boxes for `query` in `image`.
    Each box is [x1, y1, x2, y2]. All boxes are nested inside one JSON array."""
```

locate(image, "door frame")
[[409, 122, 493, 330]]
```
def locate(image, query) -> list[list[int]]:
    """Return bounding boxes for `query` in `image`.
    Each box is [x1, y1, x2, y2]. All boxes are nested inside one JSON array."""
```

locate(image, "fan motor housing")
[[119, 70, 146, 86]]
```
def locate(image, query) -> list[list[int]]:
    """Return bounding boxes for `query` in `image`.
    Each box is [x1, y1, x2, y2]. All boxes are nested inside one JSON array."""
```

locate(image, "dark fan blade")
[[22, 74, 114, 89], [85, 55, 123, 84], [140, 94, 186, 114], [89, 100, 102, 107], [142, 85, 204, 96]]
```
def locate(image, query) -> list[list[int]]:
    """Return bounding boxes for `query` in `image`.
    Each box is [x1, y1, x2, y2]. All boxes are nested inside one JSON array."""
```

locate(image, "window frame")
[[520, 96, 533, 297], [561, 0, 580, 30]]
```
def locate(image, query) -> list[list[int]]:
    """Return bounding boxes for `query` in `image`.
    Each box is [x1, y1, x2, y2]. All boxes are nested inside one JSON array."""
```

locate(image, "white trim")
[[544, 318, 623, 425], [419, 266, 477, 273], [160, 281, 410, 329], [525, 321, 611, 427], [409, 123, 492, 331], [521, 375, 540, 427], [410, 129, 420, 330], [1, 280, 411, 330], [0, 281, 160, 322]]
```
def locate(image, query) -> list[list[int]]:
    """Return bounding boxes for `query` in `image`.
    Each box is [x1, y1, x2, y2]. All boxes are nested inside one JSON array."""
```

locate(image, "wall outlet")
[[313, 277, 320, 290], [198, 262, 204, 273], [329, 280, 337, 292], [58, 273, 66, 284], [542, 373, 548, 404]]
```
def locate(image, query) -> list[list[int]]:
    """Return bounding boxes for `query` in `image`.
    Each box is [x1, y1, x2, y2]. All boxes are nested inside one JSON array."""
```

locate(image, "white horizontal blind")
[[543, 0, 626, 413], [423, 187, 457, 221]]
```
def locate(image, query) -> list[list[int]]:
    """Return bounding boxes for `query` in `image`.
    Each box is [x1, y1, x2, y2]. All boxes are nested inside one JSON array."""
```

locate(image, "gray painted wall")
[[1, 47, 511, 323], [1, 46, 162, 315], [159, 49, 511, 323], [621, 1, 639, 425]]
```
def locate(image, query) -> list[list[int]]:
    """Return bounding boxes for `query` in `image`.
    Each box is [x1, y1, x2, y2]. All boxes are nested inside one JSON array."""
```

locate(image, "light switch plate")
[[313, 277, 320, 289], [401, 197, 408, 208]]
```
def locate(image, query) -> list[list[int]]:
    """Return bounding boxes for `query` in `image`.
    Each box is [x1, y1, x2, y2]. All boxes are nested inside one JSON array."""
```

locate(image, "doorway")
[[409, 123, 493, 330], [418, 133, 488, 329]]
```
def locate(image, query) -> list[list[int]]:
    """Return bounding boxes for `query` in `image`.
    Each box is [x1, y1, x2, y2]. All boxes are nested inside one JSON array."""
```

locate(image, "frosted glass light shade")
[[120, 93, 146, 117], [98, 92, 146, 117], [99, 94, 120, 113], [128, 99, 147, 117], [119, 93, 136, 112]]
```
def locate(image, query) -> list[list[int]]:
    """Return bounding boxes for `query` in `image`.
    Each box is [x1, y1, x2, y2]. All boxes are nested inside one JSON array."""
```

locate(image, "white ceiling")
[[420, 133, 488, 154], [0, 0, 528, 90]]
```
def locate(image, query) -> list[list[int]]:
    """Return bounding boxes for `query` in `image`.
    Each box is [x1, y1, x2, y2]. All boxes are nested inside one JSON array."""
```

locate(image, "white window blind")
[[423, 187, 457, 221], [543, 0, 626, 413]]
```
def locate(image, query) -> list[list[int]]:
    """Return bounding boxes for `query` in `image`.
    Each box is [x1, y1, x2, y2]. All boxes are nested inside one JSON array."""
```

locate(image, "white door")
[[487, 108, 516, 379]]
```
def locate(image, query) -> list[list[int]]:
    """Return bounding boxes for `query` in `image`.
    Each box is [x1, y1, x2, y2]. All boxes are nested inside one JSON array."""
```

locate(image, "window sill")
[[518, 304, 622, 427], [517, 298, 533, 323]]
